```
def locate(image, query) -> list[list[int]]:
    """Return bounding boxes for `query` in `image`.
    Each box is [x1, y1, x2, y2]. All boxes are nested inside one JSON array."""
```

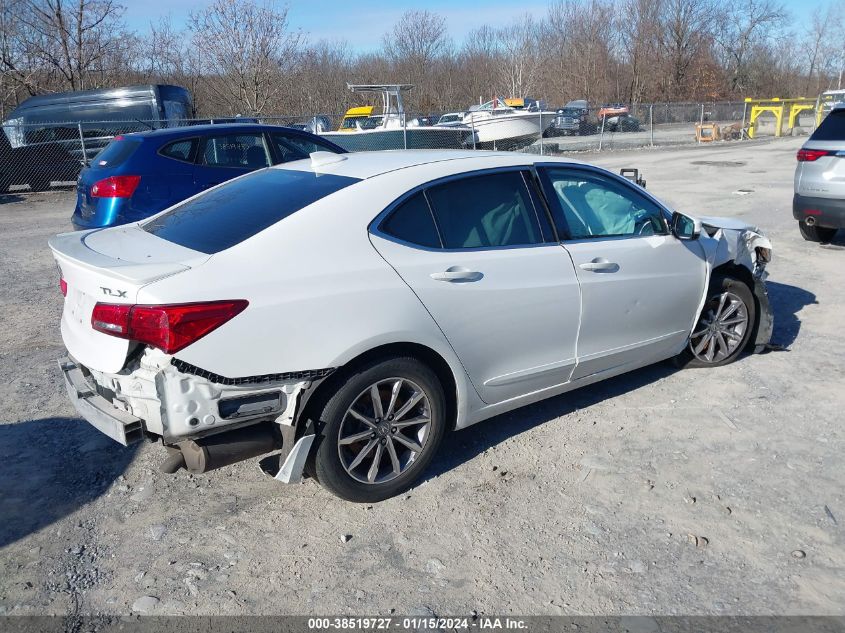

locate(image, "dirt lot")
[[1, 137, 843, 618]]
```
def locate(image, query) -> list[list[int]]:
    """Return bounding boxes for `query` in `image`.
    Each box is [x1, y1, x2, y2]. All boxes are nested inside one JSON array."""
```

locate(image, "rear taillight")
[[91, 300, 248, 354], [90, 175, 141, 198], [797, 149, 831, 162], [59, 277, 67, 296]]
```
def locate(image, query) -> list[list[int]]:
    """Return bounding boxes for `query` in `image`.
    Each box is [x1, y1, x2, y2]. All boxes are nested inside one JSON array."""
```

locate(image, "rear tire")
[[310, 356, 446, 502], [798, 222, 837, 243], [677, 275, 756, 368]]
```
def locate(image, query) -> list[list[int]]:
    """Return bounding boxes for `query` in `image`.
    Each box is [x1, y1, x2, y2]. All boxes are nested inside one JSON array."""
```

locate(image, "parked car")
[[51, 150, 773, 502], [547, 100, 591, 136], [1, 85, 193, 188], [598, 103, 630, 120], [71, 124, 346, 230], [604, 114, 641, 132], [794, 103, 845, 242]]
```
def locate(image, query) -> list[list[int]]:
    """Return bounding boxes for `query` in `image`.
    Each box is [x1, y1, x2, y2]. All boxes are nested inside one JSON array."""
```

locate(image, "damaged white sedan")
[[50, 150, 773, 502]]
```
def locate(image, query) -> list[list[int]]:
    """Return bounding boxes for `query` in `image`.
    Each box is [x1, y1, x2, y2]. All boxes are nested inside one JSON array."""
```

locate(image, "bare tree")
[[714, 0, 786, 94], [381, 9, 451, 111], [544, 0, 617, 104], [494, 14, 544, 98], [7, 0, 845, 120], [0, 0, 39, 112], [188, 0, 303, 115], [16, 0, 128, 91], [618, 0, 662, 104], [382, 10, 450, 71], [657, 0, 720, 99], [458, 25, 499, 105], [796, 4, 845, 94], [141, 17, 202, 109], [291, 39, 353, 115]]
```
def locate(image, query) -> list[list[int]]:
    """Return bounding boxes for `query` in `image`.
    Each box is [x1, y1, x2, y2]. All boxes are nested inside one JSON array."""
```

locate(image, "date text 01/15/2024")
[[306, 617, 528, 630]]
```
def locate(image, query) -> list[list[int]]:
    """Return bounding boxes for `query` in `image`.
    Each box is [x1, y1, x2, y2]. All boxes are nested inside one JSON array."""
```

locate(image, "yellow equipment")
[[744, 97, 818, 138]]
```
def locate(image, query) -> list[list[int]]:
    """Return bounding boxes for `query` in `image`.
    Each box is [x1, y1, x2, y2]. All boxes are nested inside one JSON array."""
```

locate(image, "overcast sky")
[[123, 0, 835, 52]]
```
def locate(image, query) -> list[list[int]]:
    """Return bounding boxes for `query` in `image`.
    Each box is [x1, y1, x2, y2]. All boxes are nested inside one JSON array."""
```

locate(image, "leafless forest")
[[1, 0, 843, 118]]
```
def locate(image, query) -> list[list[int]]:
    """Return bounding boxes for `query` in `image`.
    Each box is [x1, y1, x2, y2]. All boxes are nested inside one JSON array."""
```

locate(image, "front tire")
[[679, 276, 756, 368], [311, 356, 446, 502], [798, 221, 837, 243]]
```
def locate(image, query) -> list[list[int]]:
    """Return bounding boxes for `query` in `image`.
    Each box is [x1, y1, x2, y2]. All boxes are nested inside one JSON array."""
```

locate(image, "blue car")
[[72, 124, 346, 230]]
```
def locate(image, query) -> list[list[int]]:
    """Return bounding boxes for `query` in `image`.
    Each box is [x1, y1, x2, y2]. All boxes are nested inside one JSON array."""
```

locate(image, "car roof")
[[276, 149, 586, 180], [123, 123, 317, 141]]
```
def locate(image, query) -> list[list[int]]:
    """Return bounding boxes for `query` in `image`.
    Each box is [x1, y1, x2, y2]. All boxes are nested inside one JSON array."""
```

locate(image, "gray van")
[[1, 84, 192, 190]]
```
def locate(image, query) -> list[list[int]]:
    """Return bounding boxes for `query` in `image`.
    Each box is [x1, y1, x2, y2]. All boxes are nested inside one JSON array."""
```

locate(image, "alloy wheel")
[[689, 291, 749, 363], [337, 378, 432, 484]]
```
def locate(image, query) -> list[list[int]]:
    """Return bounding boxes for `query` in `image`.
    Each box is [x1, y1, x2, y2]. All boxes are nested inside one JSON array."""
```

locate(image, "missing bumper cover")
[[218, 390, 284, 420], [170, 358, 334, 386]]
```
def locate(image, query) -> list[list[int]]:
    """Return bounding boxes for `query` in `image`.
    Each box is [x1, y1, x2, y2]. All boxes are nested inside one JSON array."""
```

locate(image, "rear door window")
[[201, 133, 269, 169], [424, 171, 546, 249], [143, 169, 360, 253], [380, 192, 441, 248], [810, 110, 845, 141], [159, 138, 197, 163]]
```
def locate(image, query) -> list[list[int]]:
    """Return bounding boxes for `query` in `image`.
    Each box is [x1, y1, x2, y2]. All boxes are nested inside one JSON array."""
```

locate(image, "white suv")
[[794, 103, 845, 242]]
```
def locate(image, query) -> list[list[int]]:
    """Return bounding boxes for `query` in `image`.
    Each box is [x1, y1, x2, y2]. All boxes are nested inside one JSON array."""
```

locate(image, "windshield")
[[359, 116, 384, 130], [143, 168, 360, 253], [340, 116, 369, 130]]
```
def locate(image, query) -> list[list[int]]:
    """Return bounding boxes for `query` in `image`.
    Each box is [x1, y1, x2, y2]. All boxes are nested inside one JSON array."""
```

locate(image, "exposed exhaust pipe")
[[161, 422, 281, 474], [805, 216, 817, 226]]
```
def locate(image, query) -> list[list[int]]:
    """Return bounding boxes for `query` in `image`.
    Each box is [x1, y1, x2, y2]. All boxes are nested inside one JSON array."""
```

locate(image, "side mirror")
[[670, 211, 702, 240]]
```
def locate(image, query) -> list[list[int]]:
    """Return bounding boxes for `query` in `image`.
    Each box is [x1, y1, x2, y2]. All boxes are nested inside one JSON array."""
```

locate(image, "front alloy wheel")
[[689, 291, 749, 363], [681, 276, 756, 368]]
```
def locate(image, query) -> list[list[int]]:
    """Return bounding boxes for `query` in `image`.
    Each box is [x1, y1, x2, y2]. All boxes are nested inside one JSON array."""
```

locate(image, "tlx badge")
[[100, 287, 127, 298]]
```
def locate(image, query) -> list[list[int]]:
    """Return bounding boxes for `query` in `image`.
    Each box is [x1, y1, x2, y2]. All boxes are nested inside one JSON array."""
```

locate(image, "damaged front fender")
[[697, 215, 774, 352]]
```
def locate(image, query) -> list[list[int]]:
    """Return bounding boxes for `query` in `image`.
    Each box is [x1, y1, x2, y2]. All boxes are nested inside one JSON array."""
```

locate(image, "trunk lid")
[[49, 225, 209, 373]]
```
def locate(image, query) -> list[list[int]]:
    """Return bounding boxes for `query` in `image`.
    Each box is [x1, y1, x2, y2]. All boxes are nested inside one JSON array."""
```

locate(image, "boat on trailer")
[[320, 84, 473, 151], [439, 98, 556, 150]]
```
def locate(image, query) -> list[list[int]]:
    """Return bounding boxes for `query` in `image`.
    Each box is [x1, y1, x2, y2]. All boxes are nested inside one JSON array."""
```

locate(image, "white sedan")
[[50, 150, 773, 502]]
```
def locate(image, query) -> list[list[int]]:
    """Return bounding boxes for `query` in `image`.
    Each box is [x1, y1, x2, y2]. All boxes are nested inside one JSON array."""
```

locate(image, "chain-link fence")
[[0, 101, 817, 194]]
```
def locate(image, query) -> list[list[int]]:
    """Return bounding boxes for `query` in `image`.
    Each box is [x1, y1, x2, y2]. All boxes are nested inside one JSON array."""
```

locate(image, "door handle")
[[579, 258, 619, 273], [430, 267, 483, 282]]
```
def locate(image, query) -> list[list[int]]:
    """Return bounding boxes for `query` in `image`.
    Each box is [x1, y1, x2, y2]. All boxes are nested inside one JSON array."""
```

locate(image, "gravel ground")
[[1, 137, 843, 618]]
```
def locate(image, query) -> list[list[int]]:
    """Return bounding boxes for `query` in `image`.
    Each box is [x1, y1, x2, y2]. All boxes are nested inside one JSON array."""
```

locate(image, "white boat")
[[320, 84, 473, 151], [440, 98, 557, 150]]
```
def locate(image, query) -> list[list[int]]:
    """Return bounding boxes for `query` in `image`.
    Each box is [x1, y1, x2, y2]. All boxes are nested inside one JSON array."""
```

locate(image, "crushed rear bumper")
[[58, 356, 143, 445]]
